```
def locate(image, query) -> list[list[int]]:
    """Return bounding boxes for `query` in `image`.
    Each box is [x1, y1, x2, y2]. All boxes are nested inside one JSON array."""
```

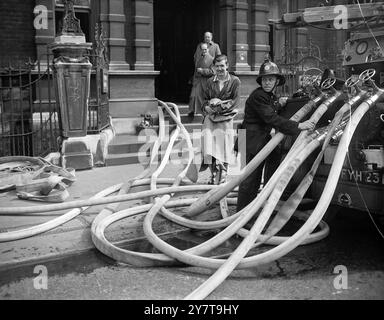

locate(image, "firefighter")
[[236, 58, 316, 212]]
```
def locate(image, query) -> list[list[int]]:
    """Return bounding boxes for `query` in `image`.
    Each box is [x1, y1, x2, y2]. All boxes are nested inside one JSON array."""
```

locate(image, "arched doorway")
[[154, 0, 220, 103]]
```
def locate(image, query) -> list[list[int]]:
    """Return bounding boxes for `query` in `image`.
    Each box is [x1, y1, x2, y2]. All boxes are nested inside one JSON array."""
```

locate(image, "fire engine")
[[276, 2, 384, 226]]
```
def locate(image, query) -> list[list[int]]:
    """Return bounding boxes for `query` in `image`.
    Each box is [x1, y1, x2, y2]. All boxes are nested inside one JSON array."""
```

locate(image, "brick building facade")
[[0, 0, 37, 64], [0, 0, 349, 145]]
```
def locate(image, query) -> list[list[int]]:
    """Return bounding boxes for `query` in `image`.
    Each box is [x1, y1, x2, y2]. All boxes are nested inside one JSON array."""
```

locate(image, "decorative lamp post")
[[50, 0, 93, 169]]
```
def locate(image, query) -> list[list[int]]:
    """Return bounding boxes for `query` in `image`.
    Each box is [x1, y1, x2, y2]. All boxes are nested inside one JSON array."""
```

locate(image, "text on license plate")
[[340, 168, 384, 185]]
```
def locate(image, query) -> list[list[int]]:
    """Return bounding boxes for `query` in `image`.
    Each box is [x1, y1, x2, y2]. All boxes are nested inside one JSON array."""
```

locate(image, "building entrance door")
[[154, 0, 219, 103]]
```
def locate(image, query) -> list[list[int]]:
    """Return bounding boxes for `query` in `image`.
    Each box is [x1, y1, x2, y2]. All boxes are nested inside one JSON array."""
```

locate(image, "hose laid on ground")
[[2, 72, 380, 300], [91, 105, 167, 232], [142, 113, 345, 273], [92, 100, 331, 268], [128, 99, 330, 267], [139, 86, 378, 298], [0, 185, 223, 215], [0, 178, 192, 242], [252, 87, 368, 245], [207, 84, 345, 231], [0, 184, 122, 242], [92, 100, 199, 266], [183, 80, 383, 299], [186, 91, 329, 217], [0, 93, 335, 258], [0, 106, 175, 242], [184, 138, 326, 299], [181, 89, 356, 298]]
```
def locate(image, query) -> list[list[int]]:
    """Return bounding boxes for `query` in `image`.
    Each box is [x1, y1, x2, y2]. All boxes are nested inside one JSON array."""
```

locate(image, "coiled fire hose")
[[91, 87, 340, 266], [181, 71, 383, 299], [0, 70, 381, 300], [185, 88, 332, 217], [91, 88, 342, 270]]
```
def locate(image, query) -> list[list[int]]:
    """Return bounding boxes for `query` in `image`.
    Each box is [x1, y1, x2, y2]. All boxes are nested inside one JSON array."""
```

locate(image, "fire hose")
[[181, 69, 383, 299], [0, 69, 382, 300]]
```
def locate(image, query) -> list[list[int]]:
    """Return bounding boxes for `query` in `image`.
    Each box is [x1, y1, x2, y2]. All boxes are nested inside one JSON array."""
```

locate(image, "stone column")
[[219, 0, 234, 64], [250, 0, 270, 72], [100, 0, 130, 71], [289, 0, 308, 59], [50, 0, 93, 170], [232, 0, 250, 71], [132, 0, 154, 70], [35, 0, 56, 64]]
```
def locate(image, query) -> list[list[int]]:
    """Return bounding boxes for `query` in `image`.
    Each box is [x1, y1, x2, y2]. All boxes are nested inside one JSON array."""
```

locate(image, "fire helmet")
[[256, 58, 285, 86]]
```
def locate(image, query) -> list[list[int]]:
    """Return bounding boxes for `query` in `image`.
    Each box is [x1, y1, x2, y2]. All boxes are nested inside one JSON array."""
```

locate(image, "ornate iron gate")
[[0, 24, 110, 158], [0, 54, 59, 157], [88, 23, 110, 134]]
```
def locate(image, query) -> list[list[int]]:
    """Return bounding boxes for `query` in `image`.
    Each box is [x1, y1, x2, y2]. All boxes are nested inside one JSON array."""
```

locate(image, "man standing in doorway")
[[188, 32, 221, 117], [188, 43, 214, 117], [193, 31, 221, 65]]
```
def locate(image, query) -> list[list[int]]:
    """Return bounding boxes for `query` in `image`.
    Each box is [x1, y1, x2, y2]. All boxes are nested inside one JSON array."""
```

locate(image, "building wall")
[[268, 0, 289, 62], [305, 0, 347, 76], [290, 0, 347, 76], [0, 1, 36, 65], [0, 0, 349, 135]]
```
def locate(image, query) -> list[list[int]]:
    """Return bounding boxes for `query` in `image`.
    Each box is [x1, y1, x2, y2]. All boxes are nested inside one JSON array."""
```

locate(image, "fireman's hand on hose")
[[278, 96, 288, 106], [298, 120, 316, 131], [209, 98, 222, 106]]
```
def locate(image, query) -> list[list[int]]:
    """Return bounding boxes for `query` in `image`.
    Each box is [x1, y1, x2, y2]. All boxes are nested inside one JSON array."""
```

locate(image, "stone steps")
[[106, 103, 243, 166]]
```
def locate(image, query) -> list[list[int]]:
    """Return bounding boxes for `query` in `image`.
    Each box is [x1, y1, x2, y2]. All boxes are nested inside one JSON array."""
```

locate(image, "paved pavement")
[[2, 158, 383, 300], [0, 158, 242, 271], [0, 207, 383, 300]]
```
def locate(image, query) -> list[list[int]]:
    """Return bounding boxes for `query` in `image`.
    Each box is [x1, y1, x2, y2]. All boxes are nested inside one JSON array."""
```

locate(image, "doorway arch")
[[154, 0, 220, 103]]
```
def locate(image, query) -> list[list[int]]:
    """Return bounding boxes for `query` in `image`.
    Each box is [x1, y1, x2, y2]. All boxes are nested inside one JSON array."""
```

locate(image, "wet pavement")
[[0, 207, 383, 300]]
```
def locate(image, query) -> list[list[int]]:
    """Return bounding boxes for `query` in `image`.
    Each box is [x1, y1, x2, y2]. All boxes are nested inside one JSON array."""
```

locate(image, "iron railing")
[[0, 55, 59, 157], [0, 29, 110, 158]]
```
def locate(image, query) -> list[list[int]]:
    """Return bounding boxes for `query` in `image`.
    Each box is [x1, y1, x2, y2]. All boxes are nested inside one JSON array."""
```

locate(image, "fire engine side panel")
[[311, 177, 384, 215]]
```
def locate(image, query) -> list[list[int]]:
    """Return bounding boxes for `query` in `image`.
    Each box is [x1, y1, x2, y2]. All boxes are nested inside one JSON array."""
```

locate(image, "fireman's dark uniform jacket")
[[243, 87, 300, 156], [237, 59, 300, 212]]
